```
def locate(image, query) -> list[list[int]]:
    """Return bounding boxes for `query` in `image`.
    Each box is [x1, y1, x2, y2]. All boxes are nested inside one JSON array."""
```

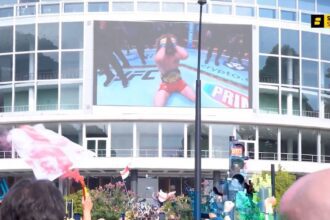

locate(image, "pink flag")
[[120, 165, 130, 180], [8, 124, 95, 181]]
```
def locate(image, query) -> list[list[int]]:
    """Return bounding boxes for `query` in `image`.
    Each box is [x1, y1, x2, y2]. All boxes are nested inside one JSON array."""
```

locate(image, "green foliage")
[[64, 189, 83, 214], [162, 195, 193, 220], [90, 181, 135, 220], [275, 166, 296, 206]]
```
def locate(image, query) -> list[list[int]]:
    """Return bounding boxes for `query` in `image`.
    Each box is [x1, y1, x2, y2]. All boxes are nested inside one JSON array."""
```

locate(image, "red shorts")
[[159, 79, 187, 93]]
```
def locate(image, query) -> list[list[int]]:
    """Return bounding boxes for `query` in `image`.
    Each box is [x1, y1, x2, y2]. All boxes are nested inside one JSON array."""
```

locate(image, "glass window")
[[86, 124, 108, 137], [163, 2, 184, 12], [321, 34, 330, 61], [43, 123, 59, 133], [322, 91, 330, 119], [62, 22, 83, 49], [0, 55, 12, 82], [41, 4, 59, 14], [281, 10, 296, 21], [259, 87, 279, 113], [257, 0, 275, 6], [0, 7, 14, 17], [14, 87, 29, 112], [302, 31, 318, 59], [61, 52, 83, 79], [259, 126, 277, 160], [236, 6, 254, 16], [281, 29, 299, 56], [278, 0, 296, 9], [259, 8, 277, 18], [62, 123, 82, 144], [282, 57, 299, 85], [37, 52, 58, 80], [302, 60, 318, 87], [187, 3, 208, 13], [0, 88, 12, 112], [36, 85, 58, 111], [0, 0, 16, 6], [88, 2, 108, 12], [301, 13, 311, 23], [60, 84, 81, 110], [212, 124, 234, 158], [111, 123, 133, 157], [0, 26, 13, 53], [281, 127, 298, 161], [281, 88, 300, 115], [64, 3, 84, 13], [18, 5, 36, 16], [137, 123, 158, 157], [301, 129, 317, 162], [299, 0, 315, 11], [236, 125, 255, 140], [15, 53, 35, 81], [259, 55, 279, 83], [212, 5, 231, 14], [112, 2, 134, 12], [137, 2, 159, 12], [16, 24, 35, 52], [302, 89, 319, 117], [187, 124, 209, 158], [321, 130, 330, 162], [38, 23, 59, 50], [163, 123, 184, 157], [317, 0, 330, 13], [259, 27, 278, 54], [321, 62, 330, 89]]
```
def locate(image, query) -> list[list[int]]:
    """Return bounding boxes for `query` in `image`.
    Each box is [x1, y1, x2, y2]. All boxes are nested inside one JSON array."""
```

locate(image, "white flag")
[[120, 165, 130, 180], [8, 124, 95, 181]]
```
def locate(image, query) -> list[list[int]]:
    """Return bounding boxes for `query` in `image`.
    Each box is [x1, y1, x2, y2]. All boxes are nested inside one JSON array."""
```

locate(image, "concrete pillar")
[[287, 138, 293, 161], [287, 93, 293, 115], [130, 169, 138, 193], [287, 58, 293, 85]]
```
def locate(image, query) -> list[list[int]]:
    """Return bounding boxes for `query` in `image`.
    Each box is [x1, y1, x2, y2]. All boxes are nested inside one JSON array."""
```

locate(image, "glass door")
[[86, 138, 107, 157]]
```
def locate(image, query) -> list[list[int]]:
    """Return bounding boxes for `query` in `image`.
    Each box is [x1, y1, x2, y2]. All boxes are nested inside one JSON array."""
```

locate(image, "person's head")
[[157, 34, 177, 56], [280, 169, 330, 220], [0, 178, 65, 220]]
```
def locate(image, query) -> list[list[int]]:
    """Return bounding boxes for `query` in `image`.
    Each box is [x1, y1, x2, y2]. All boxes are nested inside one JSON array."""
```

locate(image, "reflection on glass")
[[278, 0, 296, 8], [302, 31, 318, 59], [111, 123, 133, 157], [259, 126, 277, 160], [0, 7, 13, 18], [64, 3, 84, 13], [62, 123, 82, 144], [16, 24, 35, 52], [281, 29, 299, 56], [88, 2, 108, 12], [321, 62, 330, 89], [112, 2, 134, 12], [18, 5, 35, 16], [14, 87, 29, 112], [137, 123, 158, 157], [212, 124, 234, 158], [259, 55, 278, 83], [302, 90, 319, 117], [43, 123, 58, 133], [163, 123, 184, 158], [321, 34, 330, 61], [281, 57, 299, 85], [281, 10, 296, 21], [301, 13, 311, 23], [0, 88, 12, 112], [298, 0, 315, 11], [61, 52, 83, 79], [281, 88, 300, 115], [60, 84, 80, 110], [236, 6, 254, 16], [321, 130, 330, 162], [236, 125, 255, 140], [187, 124, 209, 158], [259, 8, 277, 18], [259, 88, 279, 113], [137, 2, 159, 12], [41, 4, 59, 14], [322, 92, 330, 119], [302, 60, 318, 88], [257, 0, 276, 6], [86, 124, 108, 137], [38, 52, 58, 80], [0, 55, 12, 82], [280, 127, 298, 161], [317, 0, 330, 13], [259, 27, 278, 54], [37, 85, 58, 111], [38, 23, 59, 50], [0, 26, 13, 53], [301, 129, 317, 162], [62, 22, 83, 49], [15, 54, 35, 81], [163, 2, 183, 12], [212, 5, 231, 14]]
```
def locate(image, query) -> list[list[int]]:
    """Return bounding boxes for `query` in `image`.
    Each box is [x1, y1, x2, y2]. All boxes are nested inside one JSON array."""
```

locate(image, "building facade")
[[0, 0, 329, 196]]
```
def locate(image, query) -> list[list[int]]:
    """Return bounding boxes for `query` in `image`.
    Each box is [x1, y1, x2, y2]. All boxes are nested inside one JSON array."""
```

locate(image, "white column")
[[317, 132, 321, 163], [287, 57, 293, 85], [287, 138, 293, 161], [29, 87, 35, 111], [133, 123, 137, 157], [277, 128, 281, 161], [298, 131, 302, 162], [320, 98, 325, 118], [158, 123, 162, 158], [255, 127, 259, 160], [106, 124, 111, 158], [287, 93, 293, 115], [183, 124, 187, 158], [209, 125, 213, 158]]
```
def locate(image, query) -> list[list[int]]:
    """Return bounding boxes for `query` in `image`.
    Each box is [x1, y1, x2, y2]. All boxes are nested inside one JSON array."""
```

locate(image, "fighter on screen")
[[154, 34, 196, 107]]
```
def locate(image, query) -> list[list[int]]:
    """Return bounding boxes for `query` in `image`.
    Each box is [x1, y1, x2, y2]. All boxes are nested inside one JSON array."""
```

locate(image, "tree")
[[275, 165, 296, 205]]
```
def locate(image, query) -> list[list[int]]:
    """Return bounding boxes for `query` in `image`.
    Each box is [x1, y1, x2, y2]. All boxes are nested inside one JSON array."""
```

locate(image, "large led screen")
[[94, 21, 252, 108]]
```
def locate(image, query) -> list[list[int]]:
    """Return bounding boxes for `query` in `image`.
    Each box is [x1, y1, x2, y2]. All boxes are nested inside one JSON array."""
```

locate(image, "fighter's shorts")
[[159, 69, 187, 93]]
